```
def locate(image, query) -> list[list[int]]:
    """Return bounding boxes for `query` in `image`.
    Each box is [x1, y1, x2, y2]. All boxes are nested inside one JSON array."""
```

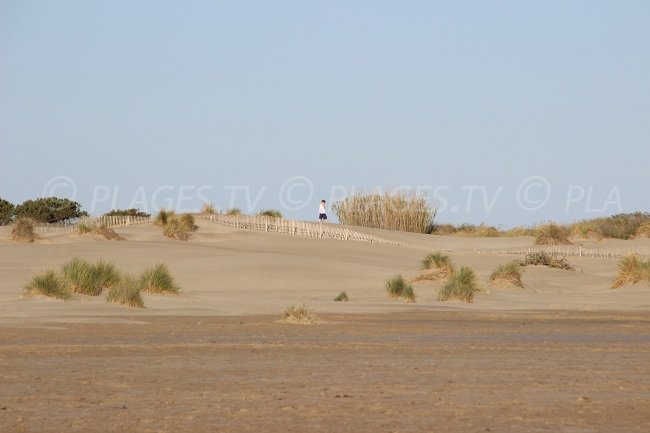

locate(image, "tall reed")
[[333, 193, 435, 233]]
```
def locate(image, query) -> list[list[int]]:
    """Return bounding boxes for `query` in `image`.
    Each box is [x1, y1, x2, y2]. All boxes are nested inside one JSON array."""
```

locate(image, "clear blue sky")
[[1, 1, 648, 226]]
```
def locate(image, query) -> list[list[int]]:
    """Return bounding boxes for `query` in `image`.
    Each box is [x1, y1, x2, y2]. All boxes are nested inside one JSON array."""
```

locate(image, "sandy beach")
[[1, 219, 649, 432]]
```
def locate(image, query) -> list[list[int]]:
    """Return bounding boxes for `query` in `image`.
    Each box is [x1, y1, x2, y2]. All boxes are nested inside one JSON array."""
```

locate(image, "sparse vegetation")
[[24, 270, 71, 300], [155, 211, 197, 240], [76, 222, 124, 240], [10, 217, 38, 242], [104, 208, 151, 218], [535, 223, 572, 245], [154, 209, 175, 227], [612, 256, 650, 288], [258, 209, 283, 218], [281, 304, 320, 324], [437, 266, 479, 303], [140, 264, 180, 294], [201, 202, 217, 214], [418, 252, 455, 280], [386, 275, 416, 302], [226, 208, 242, 216], [334, 193, 435, 234], [518, 251, 574, 270], [489, 262, 524, 288], [334, 291, 349, 302], [107, 273, 144, 308], [61, 258, 105, 296]]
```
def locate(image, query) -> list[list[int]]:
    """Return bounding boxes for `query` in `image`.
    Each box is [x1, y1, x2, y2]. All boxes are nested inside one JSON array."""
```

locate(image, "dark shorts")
[[319, 213, 327, 220]]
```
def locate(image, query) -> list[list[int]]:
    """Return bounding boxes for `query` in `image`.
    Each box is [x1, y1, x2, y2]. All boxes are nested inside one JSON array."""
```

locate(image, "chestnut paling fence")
[[1, 215, 152, 235], [202, 214, 401, 245], [488, 245, 650, 260]]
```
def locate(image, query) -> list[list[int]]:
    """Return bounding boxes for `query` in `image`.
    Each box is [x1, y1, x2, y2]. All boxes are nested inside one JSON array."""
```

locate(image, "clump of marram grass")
[[334, 291, 349, 302], [334, 193, 435, 234], [535, 223, 572, 245], [76, 222, 124, 240], [258, 209, 283, 218], [489, 262, 524, 288], [160, 213, 197, 241], [226, 208, 242, 216], [24, 270, 71, 300], [518, 251, 574, 270], [62, 258, 105, 296], [612, 255, 650, 288], [140, 264, 180, 294], [154, 209, 175, 227], [106, 273, 144, 308], [386, 275, 416, 302], [437, 266, 479, 303], [201, 202, 217, 214], [417, 252, 455, 281], [10, 217, 38, 242], [280, 304, 320, 324]]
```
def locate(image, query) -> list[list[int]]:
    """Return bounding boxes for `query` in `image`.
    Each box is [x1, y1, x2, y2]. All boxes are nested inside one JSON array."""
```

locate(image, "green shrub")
[[334, 291, 349, 302], [386, 275, 416, 302], [104, 208, 151, 218], [258, 209, 283, 218], [140, 264, 180, 294], [93, 260, 121, 289], [13, 197, 87, 223], [10, 217, 37, 242], [107, 274, 144, 308], [518, 251, 574, 270], [437, 266, 479, 303], [0, 198, 14, 225], [154, 209, 175, 227], [334, 193, 435, 234], [226, 208, 242, 216], [489, 262, 524, 287], [24, 270, 71, 300], [535, 223, 572, 245]]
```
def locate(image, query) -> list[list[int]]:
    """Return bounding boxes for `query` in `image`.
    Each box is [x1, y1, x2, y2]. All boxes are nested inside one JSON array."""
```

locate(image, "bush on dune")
[[386, 275, 416, 302], [24, 270, 71, 300], [281, 304, 319, 324], [489, 262, 524, 288], [518, 251, 574, 270], [10, 217, 38, 243], [140, 264, 180, 294], [334, 291, 349, 302], [612, 256, 650, 288], [418, 252, 455, 281], [437, 266, 479, 303], [107, 273, 144, 308], [535, 223, 572, 245], [201, 202, 217, 214], [258, 209, 283, 218]]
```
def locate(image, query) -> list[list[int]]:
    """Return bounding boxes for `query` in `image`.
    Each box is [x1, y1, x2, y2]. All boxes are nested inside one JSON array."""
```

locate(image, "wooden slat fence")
[[489, 245, 650, 260], [203, 214, 401, 245], [0, 215, 151, 235]]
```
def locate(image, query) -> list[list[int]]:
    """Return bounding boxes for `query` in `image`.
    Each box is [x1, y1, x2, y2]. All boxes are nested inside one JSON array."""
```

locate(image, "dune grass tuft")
[[334, 291, 349, 302], [226, 208, 242, 216], [418, 252, 455, 281], [106, 273, 144, 308], [154, 209, 175, 227], [612, 255, 650, 288], [76, 222, 124, 240], [386, 275, 416, 302], [140, 264, 180, 294], [535, 223, 572, 245], [201, 202, 217, 214], [281, 304, 320, 324], [10, 217, 38, 242], [489, 262, 524, 288], [62, 258, 104, 296], [24, 270, 71, 300], [258, 209, 283, 218], [518, 251, 574, 270], [160, 213, 197, 241], [437, 266, 479, 303]]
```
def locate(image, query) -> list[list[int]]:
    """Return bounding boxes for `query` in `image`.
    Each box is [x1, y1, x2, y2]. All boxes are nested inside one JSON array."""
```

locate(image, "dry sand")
[[1, 220, 649, 431]]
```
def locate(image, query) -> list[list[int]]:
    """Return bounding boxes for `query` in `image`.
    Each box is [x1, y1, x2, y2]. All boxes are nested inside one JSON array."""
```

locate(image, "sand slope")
[[1, 220, 649, 324]]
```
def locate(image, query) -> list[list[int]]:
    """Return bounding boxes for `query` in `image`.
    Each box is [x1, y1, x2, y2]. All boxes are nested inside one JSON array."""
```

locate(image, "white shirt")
[[319, 203, 326, 214]]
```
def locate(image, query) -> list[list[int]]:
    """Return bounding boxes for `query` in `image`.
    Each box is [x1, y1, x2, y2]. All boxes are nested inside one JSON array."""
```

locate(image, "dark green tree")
[[0, 198, 15, 225], [13, 197, 88, 223], [104, 208, 151, 218]]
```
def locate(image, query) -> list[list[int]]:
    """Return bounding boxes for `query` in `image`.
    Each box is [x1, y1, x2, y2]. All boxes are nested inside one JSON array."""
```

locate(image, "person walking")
[[319, 200, 328, 222]]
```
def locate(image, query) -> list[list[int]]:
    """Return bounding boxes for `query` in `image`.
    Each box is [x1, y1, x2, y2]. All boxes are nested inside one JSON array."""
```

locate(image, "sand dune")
[[1, 220, 649, 325]]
